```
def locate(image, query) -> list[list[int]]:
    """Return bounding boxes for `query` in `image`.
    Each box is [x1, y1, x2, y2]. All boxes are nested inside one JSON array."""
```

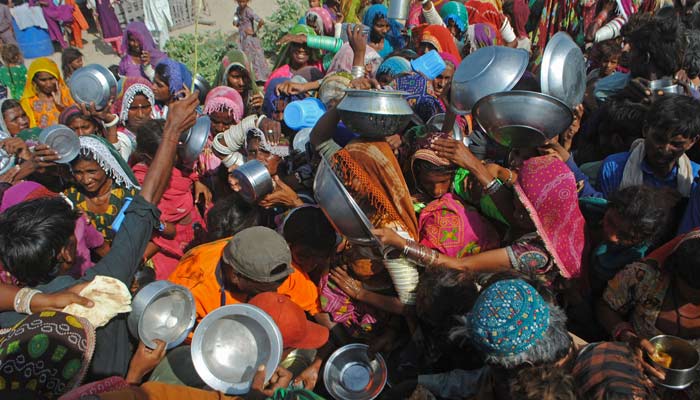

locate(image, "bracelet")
[[612, 322, 636, 341], [504, 169, 514, 185], [351, 66, 366, 79], [14, 287, 41, 314], [102, 114, 119, 128], [403, 239, 439, 267], [483, 178, 502, 196]]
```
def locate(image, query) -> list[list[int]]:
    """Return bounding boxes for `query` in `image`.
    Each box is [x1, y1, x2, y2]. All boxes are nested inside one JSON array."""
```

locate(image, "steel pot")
[[646, 335, 700, 390], [337, 89, 413, 138], [231, 159, 274, 203], [127, 280, 196, 350]]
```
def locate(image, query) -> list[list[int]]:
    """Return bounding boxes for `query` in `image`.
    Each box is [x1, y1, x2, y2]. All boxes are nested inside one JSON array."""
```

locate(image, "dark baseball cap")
[[222, 226, 294, 283]]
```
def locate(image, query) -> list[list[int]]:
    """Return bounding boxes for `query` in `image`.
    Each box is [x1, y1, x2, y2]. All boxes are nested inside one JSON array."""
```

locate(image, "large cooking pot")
[[337, 89, 413, 138], [646, 335, 700, 390]]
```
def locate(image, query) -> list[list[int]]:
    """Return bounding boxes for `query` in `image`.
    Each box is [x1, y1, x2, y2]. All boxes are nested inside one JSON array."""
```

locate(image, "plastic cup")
[[283, 98, 327, 130], [411, 50, 447, 80]]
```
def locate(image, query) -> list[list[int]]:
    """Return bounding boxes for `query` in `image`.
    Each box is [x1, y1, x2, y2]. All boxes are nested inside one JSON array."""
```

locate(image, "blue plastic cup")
[[284, 98, 327, 130], [411, 50, 447, 80]]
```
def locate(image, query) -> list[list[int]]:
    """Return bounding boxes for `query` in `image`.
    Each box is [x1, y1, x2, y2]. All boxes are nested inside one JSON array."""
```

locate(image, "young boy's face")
[[600, 55, 620, 77]]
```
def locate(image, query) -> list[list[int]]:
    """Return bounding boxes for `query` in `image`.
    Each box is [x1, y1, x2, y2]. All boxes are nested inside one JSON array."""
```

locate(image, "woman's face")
[[127, 93, 153, 130], [210, 110, 236, 134], [3, 106, 29, 135], [290, 43, 310, 68], [227, 68, 247, 93], [246, 137, 271, 162], [152, 74, 171, 103], [417, 170, 453, 199], [372, 17, 390, 40], [70, 56, 84, 72], [34, 72, 58, 95], [69, 116, 98, 136], [446, 19, 460, 38], [128, 33, 142, 54], [72, 159, 110, 194], [419, 42, 437, 56], [432, 64, 454, 98]]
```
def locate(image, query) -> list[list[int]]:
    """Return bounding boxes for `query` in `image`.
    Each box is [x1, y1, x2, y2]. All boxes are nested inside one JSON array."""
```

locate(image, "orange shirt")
[[168, 237, 321, 323]]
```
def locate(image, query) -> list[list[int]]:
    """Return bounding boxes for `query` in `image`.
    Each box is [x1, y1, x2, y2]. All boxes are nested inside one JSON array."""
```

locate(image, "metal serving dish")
[[427, 113, 467, 146], [179, 115, 211, 165], [324, 344, 388, 400], [69, 64, 118, 110], [0, 130, 15, 175], [193, 74, 211, 105], [540, 32, 586, 108], [231, 159, 274, 203], [314, 157, 382, 247], [649, 78, 684, 95], [450, 46, 529, 115], [127, 280, 196, 350], [337, 89, 413, 138], [39, 124, 80, 163], [191, 304, 283, 395], [472, 90, 573, 148], [646, 335, 700, 390]]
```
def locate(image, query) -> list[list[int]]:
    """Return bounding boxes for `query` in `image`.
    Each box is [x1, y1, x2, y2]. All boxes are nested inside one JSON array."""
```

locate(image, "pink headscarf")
[[306, 7, 334, 35], [203, 86, 244, 123], [513, 156, 585, 279], [439, 51, 460, 69]]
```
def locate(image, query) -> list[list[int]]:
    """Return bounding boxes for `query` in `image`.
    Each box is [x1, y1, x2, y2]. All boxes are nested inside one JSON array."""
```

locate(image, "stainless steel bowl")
[[649, 78, 684, 95], [426, 113, 468, 146], [69, 64, 118, 110], [191, 304, 283, 395], [646, 335, 700, 390], [540, 32, 586, 108], [450, 46, 529, 115], [472, 90, 573, 148], [193, 74, 211, 105], [323, 344, 388, 400], [231, 159, 274, 203], [337, 89, 413, 138], [179, 115, 211, 165], [0, 130, 15, 175], [314, 157, 381, 247], [128, 281, 196, 350], [39, 124, 80, 163]]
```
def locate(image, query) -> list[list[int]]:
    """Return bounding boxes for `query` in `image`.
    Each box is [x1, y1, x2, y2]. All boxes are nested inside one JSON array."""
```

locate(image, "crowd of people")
[[1, 0, 700, 399]]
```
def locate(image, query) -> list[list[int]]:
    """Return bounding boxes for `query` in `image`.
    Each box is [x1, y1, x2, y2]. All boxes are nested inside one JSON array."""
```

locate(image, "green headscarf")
[[215, 49, 261, 96], [77, 134, 140, 190], [273, 24, 321, 72]]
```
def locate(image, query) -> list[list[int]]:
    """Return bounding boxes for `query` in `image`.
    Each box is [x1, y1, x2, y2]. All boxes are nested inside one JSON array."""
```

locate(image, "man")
[[169, 226, 321, 323]]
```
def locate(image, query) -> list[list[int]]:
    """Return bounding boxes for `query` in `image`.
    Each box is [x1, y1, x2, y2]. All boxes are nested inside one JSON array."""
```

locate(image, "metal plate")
[[38, 124, 80, 163], [540, 32, 586, 108], [179, 116, 211, 165], [69, 64, 118, 110]]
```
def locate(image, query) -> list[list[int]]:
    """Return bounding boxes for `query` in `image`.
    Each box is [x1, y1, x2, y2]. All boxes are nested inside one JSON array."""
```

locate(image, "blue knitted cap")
[[468, 279, 550, 356]]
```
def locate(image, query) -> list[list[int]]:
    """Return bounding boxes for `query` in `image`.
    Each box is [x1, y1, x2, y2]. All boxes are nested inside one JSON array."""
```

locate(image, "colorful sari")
[[19, 58, 74, 128], [420, 25, 462, 61], [529, 0, 583, 69]]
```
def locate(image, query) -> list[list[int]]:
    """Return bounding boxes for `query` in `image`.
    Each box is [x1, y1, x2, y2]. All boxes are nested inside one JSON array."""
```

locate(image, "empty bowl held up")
[[646, 335, 700, 390], [649, 78, 684, 95], [179, 115, 211, 166], [324, 343, 388, 400], [127, 280, 196, 350], [231, 159, 274, 203], [38, 124, 80, 163], [472, 90, 573, 148], [69, 64, 118, 110], [337, 89, 413, 138], [191, 304, 283, 395], [540, 31, 586, 108]]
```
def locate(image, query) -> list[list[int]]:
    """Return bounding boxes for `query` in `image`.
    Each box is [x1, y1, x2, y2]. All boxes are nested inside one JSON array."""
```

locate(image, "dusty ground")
[[27, 0, 278, 67]]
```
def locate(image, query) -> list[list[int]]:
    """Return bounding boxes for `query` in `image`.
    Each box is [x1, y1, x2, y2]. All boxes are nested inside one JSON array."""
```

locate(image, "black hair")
[[607, 185, 681, 245], [206, 194, 260, 242], [108, 65, 120, 82], [61, 47, 83, 78], [412, 158, 456, 175], [0, 197, 79, 286], [624, 14, 685, 78], [644, 95, 700, 140], [282, 206, 336, 251], [69, 149, 97, 168], [590, 39, 622, 63], [669, 236, 700, 289], [415, 267, 478, 328], [684, 29, 700, 78], [155, 63, 170, 87], [1, 98, 21, 114], [135, 119, 166, 161], [228, 64, 252, 94]]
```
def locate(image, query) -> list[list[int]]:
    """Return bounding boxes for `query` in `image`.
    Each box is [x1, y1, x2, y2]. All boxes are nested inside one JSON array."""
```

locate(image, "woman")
[[216, 50, 264, 117], [118, 22, 168, 80], [59, 105, 105, 137], [363, 4, 401, 58], [598, 229, 700, 398], [374, 153, 586, 289], [418, 24, 462, 61], [438, 1, 469, 40], [234, 0, 269, 81], [132, 120, 206, 280], [528, 0, 582, 66], [0, 99, 30, 136], [65, 134, 140, 244], [432, 52, 459, 112], [267, 24, 323, 90], [304, 6, 335, 36], [201, 86, 244, 179], [61, 47, 83, 80], [30, 0, 85, 49], [327, 42, 383, 79], [111, 77, 157, 161], [152, 58, 193, 118], [465, 0, 518, 48], [92, 0, 123, 53], [0, 44, 27, 100], [20, 58, 74, 128]]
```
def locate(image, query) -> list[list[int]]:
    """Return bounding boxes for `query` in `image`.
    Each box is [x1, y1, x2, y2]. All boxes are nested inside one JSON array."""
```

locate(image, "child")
[[234, 0, 270, 81], [0, 44, 27, 99], [0, 2, 15, 46], [587, 39, 621, 82]]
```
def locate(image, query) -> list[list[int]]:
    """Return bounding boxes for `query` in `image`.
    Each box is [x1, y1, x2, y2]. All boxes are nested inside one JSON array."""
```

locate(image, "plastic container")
[[111, 197, 133, 232], [284, 98, 326, 130], [13, 20, 53, 59], [411, 50, 447, 80]]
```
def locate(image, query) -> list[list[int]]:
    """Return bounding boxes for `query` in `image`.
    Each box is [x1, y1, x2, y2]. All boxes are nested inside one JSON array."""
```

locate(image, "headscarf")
[[215, 49, 261, 96], [420, 25, 462, 61], [318, 72, 353, 106], [20, 58, 72, 128], [262, 77, 306, 121], [293, 66, 324, 83], [59, 105, 105, 136], [467, 279, 550, 356], [471, 23, 498, 48], [156, 58, 193, 96], [439, 1, 469, 33], [272, 24, 321, 72], [439, 51, 461, 69], [572, 342, 654, 400], [395, 73, 445, 123], [112, 77, 156, 123], [0, 98, 17, 134], [78, 135, 140, 190], [513, 156, 585, 279], [327, 43, 382, 79], [377, 56, 413, 81], [0, 181, 55, 212], [203, 86, 244, 123], [362, 4, 405, 57], [120, 21, 167, 63], [306, 7, 334, 36], [0, 311, 96, 399]]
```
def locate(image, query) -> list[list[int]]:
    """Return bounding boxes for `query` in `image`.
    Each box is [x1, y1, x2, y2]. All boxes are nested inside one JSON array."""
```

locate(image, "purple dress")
[[30, 0, 74, 48], [236, 6, 269, 81], [96, 0, 122, 40], [118, 21, 167, 79]]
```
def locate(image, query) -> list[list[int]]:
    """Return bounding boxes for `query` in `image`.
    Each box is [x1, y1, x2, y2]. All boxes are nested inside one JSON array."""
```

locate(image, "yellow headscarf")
[[20, 58, 73, 128]]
